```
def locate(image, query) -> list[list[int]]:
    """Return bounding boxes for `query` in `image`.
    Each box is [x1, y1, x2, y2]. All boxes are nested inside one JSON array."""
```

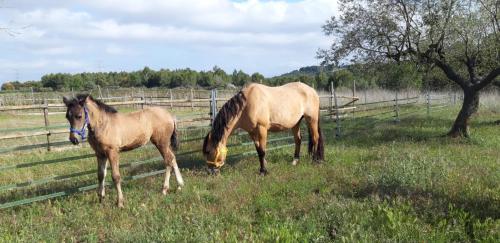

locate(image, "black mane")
[[76, 94, 118, 113], [203, 91, 246, 154]]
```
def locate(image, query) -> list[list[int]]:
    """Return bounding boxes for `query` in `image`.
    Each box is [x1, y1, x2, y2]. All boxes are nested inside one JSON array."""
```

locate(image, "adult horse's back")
[[203, 82, 324, 174]]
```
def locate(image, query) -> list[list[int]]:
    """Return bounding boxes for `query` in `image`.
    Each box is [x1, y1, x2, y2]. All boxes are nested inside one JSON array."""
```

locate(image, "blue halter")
[[69, 106, 90, 141]]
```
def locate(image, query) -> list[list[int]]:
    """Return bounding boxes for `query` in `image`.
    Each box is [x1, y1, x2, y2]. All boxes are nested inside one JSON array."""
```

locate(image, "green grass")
[[0, 107, 499, 242]]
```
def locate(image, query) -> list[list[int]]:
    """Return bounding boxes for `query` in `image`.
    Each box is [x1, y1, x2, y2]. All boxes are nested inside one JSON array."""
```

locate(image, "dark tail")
[[308, 117, 324, 161], [170, 119, 178, 151], [308, 127, 314, 156], [316, 122, 324, 161]]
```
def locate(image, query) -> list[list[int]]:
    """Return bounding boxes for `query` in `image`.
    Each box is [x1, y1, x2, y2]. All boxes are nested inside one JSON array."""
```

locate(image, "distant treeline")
[[2, 62, 495, 92]]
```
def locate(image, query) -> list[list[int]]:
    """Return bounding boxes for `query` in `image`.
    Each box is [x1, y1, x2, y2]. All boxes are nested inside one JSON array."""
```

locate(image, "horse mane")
[[203, 91, 246, 154], [76, 94, 118, 113]]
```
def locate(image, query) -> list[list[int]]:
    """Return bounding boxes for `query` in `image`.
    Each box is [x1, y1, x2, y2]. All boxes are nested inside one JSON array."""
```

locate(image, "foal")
[[63, 94, 183, 207]]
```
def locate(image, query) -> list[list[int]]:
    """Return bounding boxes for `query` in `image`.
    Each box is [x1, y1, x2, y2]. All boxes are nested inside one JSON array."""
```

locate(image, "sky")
[[0, 0, 338, 83]]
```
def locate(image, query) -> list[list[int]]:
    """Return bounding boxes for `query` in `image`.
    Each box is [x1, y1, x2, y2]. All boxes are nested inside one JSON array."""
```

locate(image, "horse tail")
[[308, 127, 313, 156], [307, 113, 324, 161], [316, 119, 324, 161], [170, 118, 179, 151]]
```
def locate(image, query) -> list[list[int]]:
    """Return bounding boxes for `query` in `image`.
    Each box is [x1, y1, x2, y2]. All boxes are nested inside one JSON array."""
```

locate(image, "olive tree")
[[318, 0, 499, 137]]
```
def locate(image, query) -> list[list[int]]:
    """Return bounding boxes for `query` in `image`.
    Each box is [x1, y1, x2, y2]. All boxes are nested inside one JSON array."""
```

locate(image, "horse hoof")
[[259, 169, 268, 176], [292, 159, 299, 166], [162, 188, 169, 195], [176, 186, 182, 192], [117, 201, 124, 208]]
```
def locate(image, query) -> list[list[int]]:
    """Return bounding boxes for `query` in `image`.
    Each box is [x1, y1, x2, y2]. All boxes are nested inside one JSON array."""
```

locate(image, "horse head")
[[63, 94, 90, 145], [203, 132, 228, 175]]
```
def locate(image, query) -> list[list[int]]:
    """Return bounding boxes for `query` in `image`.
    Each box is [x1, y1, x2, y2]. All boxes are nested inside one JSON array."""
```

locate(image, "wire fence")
[[0, 87, 460, 209]]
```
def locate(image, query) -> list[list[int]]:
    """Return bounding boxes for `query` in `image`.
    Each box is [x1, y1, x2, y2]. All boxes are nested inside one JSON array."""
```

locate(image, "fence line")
[[0, 131, 295, 209], [0, 87, 461, 209], [0, 89, 456, 153]]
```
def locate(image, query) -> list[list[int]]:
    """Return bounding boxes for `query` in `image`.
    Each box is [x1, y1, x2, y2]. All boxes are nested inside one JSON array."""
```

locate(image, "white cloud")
[[0, 59, 49, 70], [33, 46, 75, 55], [0, 58, 88, 70], [105, 44, 125, 55], [79, 0, 337, 33], [0, 0, 339, 82]]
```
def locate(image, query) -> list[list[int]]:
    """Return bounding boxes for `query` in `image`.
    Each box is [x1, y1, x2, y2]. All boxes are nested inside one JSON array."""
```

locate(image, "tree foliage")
[[318, 0, 500, 137], [10, 66, 251, 91], [318, 0, 499, 90]]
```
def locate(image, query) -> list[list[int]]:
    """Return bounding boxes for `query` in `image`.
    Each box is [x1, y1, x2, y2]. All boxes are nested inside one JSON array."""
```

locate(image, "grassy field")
[[0, 106, 499, 242]]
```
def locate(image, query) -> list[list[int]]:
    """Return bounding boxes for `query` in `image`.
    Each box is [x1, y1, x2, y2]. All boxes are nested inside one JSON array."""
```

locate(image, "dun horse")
[[203, 82, 324, 175], [63, 94, 183, 207]]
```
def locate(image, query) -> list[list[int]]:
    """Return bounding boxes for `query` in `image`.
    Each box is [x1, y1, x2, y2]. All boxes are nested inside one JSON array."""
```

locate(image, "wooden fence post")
[[364, 88, 367, 104], [352, 80, 356, 98], [210, 89, 218, 124], [98, 85, 103, 99], [43, 99, 51, 151], [333, 85, 341, 138], [329, 82, 334, 119], [352, 80, 356, 117], [190, 88, 194, 110], [394, 92, 400, 122], [406, 88, 410, 104], [426, 91, 431, 116], [169, 89, 173, 109], [31, 87, 35, 105]]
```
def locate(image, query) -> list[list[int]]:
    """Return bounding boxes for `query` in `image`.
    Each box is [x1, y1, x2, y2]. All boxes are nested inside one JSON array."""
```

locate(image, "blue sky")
[[0, 0, 338, 83]]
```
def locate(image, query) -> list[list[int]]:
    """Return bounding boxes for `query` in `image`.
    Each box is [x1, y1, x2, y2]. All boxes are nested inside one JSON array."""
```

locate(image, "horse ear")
[[202, 133, 211, 154], [62, 96, 71, 106], [78, 94, 89, 106]]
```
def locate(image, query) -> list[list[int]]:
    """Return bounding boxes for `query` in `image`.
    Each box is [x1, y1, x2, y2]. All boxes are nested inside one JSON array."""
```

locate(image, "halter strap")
[[206, 146, 228, 168], [69, 106, 89, 141]]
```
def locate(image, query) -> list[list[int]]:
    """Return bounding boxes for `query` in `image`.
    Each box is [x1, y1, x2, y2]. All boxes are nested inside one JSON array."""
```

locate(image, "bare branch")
[[474, 67, 500, 91], [432, 57, 469, 89]]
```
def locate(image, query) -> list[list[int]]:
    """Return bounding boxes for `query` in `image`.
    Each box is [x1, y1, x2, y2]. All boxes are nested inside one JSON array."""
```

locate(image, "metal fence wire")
[[0, 88, 460, 209]]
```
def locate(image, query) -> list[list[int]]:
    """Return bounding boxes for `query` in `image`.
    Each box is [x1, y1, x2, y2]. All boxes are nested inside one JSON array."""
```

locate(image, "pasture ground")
[[0, 107, 499, 242]]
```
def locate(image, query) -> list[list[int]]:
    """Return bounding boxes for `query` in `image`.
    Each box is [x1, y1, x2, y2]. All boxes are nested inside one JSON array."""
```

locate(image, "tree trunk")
[[448, 88, 479, 137]]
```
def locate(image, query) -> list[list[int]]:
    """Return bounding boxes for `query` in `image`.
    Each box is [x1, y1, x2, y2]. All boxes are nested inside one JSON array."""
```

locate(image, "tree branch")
[[474, 67, 500, 91], [432, 58, 469, 89]]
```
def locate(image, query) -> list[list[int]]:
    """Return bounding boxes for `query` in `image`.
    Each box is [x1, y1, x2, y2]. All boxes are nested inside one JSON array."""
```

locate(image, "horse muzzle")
[[69, 133, 79, 145], [207, 167, 220, 175]]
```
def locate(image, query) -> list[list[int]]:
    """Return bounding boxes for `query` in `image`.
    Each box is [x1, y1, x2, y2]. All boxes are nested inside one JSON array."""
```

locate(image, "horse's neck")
[[220, 112, 242, 146], [85, 101, 106, 131]]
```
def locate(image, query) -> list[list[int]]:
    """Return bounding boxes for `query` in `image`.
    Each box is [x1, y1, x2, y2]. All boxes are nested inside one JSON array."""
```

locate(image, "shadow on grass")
[[338, 180, 499, 221], [471, 119, 500, 128], [0, 153, 209, 208], [319, 115, 487, 148]]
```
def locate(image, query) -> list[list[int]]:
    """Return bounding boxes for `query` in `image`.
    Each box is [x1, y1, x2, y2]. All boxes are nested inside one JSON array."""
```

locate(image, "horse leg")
[[96, 154, 108, 203], [155, 143, 173, 195], [107, 150, 124, 208], [305, 116, 320, 161], [292, 123, 301, 166], [253, 126, 268, 175], [161, 148, 184, 194], [162, 163, 173, 195], [168, 149, 184, 191]]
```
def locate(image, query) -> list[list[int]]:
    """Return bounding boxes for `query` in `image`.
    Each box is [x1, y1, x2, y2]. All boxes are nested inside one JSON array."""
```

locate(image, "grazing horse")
[[203, 82, 324, 175], [63, 94, 184, 207]]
